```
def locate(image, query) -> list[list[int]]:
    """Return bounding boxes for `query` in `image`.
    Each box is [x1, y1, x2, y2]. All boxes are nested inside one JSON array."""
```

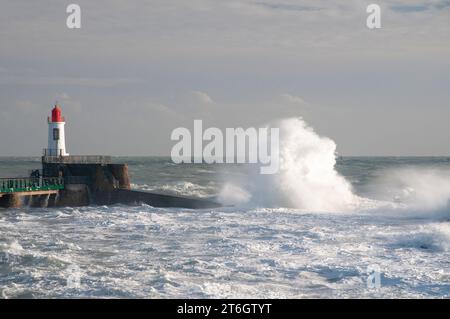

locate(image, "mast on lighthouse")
[[46, 104, 69, 156]]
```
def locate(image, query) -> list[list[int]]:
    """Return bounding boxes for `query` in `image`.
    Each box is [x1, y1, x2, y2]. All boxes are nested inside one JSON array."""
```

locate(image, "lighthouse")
[[46, 104, 69, 156]]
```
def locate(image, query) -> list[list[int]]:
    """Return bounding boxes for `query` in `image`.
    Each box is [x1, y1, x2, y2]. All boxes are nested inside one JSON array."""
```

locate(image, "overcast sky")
[[0, 0, 449, 156]]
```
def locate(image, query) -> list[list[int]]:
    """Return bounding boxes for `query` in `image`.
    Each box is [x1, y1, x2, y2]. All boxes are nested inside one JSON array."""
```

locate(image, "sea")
[[1, 118, 450, 298]]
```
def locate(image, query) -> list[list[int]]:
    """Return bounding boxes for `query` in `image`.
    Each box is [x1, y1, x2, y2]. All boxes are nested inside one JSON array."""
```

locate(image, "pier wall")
[[1, 161, 220, 209], [112, 189, 220, 209], [42, 162, 131, 206], [0, 194, 21, 208]]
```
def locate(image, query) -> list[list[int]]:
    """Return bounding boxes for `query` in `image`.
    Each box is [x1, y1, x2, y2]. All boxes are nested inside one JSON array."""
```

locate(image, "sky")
[[0, 0, 449, 156]]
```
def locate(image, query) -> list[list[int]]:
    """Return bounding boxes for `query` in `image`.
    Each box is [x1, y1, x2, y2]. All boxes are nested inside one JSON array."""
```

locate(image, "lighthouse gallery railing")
[[42, 151, 111, 165]]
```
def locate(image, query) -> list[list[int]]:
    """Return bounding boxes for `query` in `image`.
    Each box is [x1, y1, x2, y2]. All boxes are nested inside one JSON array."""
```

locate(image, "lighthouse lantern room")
[[46, 104, 69, 156]]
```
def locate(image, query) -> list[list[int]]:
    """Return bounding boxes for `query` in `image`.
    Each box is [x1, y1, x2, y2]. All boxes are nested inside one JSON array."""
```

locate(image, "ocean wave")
[[132, 181, 216, 198]]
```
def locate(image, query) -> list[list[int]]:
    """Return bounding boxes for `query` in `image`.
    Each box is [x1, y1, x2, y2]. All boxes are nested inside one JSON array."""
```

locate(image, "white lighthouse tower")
[[46, 104, 69, 156]]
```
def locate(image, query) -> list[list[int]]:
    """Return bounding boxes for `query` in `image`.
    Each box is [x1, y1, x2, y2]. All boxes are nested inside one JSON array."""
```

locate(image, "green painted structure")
[[0, 177, 64, 194]]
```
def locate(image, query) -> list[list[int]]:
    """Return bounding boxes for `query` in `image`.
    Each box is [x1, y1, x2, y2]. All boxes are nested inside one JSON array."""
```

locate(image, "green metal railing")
[[0, 177, 64, 193]]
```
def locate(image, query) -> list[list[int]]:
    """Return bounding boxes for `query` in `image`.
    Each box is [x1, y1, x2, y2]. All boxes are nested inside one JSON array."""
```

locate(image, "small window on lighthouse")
[[53, 128, 60, 140]]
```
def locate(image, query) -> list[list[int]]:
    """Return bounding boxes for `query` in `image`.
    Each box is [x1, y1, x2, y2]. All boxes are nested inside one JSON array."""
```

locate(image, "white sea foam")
[[218, 183, 251, 206], [367, 167, 450, 213], [133, 181, 214, 198], [1, 203, 450, 298], [219, 117, 358, 211], [2, 136, 450, 298], [219, 118, 450, 218]]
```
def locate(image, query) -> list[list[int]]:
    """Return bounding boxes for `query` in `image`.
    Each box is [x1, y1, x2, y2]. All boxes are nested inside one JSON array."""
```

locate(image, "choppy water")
[[1, 156, 450, 298]]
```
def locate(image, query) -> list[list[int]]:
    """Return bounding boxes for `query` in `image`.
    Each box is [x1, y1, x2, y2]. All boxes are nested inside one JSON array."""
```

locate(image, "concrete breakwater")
[[0, 156, 220, 209]]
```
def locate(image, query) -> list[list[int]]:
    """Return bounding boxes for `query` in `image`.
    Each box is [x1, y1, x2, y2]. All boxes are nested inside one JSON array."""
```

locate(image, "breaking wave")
[[218, 117, 450, 218], [132, 181, 215, 198], [366, 167, 450, 212], [219, 117, 358, 212]]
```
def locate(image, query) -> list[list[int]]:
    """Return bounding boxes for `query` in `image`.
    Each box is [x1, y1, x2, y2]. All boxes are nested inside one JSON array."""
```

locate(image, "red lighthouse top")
[[50, 104, 65, 122]]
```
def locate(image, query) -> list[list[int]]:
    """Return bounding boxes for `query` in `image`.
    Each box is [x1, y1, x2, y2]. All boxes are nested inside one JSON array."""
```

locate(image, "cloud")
[[52, 92, 70, 102], [389, 4, 429, 12], [191, 90, 215, 105], [255, 1, 321, 12], [389, 0, 450, 12], [281, 93, 308, 106], [51, 93, 83, 113], [2, 0, 448, 63], [14, 100, 42, 112], [147, 103, 182, 119], [0, 76, 141, 87]]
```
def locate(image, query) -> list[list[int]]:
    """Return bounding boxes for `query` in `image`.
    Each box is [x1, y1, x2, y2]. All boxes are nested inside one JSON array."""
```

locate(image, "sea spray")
[[219, 117, 357, 211], [366, 167, 450, 213], [218, 183, 251, 206]]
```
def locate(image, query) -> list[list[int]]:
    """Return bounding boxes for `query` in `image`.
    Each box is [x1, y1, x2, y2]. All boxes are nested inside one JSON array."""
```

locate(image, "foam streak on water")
[[1, 120, 450, 298], [1, 205, 449, 298]]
